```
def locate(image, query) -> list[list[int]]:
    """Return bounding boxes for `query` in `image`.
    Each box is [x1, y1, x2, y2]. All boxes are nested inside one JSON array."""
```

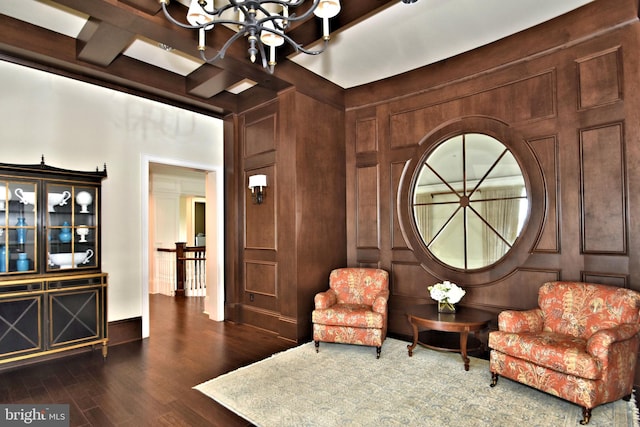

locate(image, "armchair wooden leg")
[[579, 407, 591, 425], [490, 372, 499, 387], [376, 346, 381, 359], [314, 341, 319, 353]]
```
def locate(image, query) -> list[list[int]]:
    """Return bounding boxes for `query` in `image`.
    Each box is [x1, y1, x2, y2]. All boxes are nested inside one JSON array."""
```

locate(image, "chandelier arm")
[[257, 41, 269, 69], [204, 2, 237, 17], [279, 32, 329, 55], [200, 30, 248, 63]]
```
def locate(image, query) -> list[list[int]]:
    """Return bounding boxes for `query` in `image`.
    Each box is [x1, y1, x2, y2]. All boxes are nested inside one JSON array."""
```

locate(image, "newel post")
[[175, 242, 186, 297]]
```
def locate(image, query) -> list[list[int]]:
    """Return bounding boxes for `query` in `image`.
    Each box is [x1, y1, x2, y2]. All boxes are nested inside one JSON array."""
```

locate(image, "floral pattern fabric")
[[312, 268, 389, 348], [489, 281, 640, 411]]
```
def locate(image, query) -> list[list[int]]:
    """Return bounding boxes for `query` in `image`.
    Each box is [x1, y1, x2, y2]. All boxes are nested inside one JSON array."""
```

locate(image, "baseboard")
[[108, 316, 143, 346]]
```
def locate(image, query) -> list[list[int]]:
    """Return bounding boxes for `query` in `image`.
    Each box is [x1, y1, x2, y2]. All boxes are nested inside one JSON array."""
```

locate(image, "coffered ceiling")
[[0, 0, 594, 117]]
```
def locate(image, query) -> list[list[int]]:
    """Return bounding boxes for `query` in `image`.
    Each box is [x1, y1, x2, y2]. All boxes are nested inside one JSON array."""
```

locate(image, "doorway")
[[141, 157, 224, 338]]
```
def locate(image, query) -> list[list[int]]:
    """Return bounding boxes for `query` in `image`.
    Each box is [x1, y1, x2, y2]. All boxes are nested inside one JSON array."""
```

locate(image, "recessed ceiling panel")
[[123, 37, 204, 76], [0, 0, 88, 38]]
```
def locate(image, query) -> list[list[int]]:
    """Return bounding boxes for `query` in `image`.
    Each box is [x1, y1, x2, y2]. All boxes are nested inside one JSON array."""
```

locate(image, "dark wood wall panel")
[[390, 262, 435, 298], [582, 272, 628, 287], [580, 123, 626, 254], [391, 161, 409, 249], [529, 136, 560, 253], [388, 71, 555, 147], [356, 118, 378, 153], [245, 165, 276, 249], [577, 47, 622, 110], [471, 270, 560, 310], [244, 114, 277, 157], [244, 261, 277, 296], [356, 165, 380, 249]]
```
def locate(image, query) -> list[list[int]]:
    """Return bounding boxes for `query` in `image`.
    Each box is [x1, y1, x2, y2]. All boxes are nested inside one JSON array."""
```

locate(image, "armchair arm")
[[586, 323, 640, 358], [498, 308, 544, 333], [372, 289, 390, 314], [314, 289, 338, 310]]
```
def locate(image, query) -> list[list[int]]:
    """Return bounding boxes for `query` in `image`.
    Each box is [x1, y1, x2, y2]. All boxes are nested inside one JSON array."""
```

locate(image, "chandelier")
[[159, 0, 341, 73]]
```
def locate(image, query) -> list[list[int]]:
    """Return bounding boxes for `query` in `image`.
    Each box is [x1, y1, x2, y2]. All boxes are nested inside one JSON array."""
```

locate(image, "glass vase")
[[438, 301, 456, 313]]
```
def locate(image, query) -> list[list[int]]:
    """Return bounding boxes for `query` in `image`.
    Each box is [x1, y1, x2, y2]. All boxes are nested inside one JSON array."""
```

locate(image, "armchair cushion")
[[312, 303, 385, 329], [489, 331, 600, 379], [497, 308, 544, 333]]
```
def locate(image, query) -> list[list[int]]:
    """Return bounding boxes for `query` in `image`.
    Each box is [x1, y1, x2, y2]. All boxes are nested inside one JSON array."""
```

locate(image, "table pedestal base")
[[407, 330, 483, 371]]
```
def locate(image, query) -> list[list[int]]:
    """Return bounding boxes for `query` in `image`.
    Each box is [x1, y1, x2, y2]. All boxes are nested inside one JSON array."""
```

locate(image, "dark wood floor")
[[0, 294, 296, 426]]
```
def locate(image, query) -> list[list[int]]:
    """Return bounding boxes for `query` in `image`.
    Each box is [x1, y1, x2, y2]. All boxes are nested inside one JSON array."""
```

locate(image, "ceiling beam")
[[186, 64, 248, 98], [77, 19, 135, 67], [120, 0, 162, 15]]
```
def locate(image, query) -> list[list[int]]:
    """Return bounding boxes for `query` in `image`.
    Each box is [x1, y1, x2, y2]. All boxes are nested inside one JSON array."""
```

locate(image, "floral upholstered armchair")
[[489, 281, 640, 425], [312, 268, 389, 358]]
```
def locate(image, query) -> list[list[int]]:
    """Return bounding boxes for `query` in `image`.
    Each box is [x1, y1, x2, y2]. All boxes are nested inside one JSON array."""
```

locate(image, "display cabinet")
[[0, 158, 108, 367]]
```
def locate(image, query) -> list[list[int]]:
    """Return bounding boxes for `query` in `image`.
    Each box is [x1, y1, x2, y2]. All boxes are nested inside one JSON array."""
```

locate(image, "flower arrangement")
[[428, 281, 466, 312]]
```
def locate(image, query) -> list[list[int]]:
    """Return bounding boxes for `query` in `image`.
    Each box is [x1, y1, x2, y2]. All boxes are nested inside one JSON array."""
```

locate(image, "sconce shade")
[[248, 174, 267, 189], [248, 174, 267, 204]]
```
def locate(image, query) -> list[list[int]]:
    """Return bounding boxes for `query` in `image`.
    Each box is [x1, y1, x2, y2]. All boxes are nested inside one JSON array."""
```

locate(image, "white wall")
[[0, 60, 224, 324]]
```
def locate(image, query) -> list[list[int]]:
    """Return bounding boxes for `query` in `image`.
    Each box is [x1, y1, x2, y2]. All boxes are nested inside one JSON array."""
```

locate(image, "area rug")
[[195, 338, 639, 427]]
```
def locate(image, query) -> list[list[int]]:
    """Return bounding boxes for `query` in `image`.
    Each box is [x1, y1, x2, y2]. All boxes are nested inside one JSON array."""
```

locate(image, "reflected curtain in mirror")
[[412, 133, 528, 270]]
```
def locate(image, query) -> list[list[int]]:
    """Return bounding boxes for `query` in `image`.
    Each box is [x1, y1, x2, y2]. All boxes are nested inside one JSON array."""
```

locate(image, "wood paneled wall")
[[225, 89, 347, 342], [344, 0, 640, 348], [224, 0, 640, 384]]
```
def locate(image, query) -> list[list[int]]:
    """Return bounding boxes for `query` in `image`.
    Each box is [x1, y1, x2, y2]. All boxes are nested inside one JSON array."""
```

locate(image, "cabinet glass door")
[[46, 184, 98, 271], [1, 180, 38, 274]]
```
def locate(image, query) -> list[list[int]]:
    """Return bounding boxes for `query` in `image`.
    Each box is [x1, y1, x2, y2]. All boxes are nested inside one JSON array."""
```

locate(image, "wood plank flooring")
[[0, 294, 296, 426]]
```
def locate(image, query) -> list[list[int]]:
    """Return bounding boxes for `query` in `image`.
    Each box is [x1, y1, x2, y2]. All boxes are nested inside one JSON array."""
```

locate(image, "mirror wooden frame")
[[398, 116, 546, 283]]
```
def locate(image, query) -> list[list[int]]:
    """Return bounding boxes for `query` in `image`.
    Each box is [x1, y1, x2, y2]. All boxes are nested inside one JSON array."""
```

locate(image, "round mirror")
[[412, 133, 528, 270]]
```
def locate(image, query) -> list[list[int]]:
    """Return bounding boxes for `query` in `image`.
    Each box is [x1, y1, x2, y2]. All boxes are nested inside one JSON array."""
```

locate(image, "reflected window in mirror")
[[412, 133, 528, 270]]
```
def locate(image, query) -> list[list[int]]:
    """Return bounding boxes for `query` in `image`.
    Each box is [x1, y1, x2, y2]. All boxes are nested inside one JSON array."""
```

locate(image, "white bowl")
[[48, 249, 94, 269]]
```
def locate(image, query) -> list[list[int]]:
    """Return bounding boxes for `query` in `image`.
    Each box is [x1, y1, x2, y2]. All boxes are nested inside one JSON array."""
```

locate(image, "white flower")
[[427, 281, 466, 304]]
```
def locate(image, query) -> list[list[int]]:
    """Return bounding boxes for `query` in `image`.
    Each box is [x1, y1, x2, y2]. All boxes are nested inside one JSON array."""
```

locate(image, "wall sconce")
[[248, 174, 267, 204]]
